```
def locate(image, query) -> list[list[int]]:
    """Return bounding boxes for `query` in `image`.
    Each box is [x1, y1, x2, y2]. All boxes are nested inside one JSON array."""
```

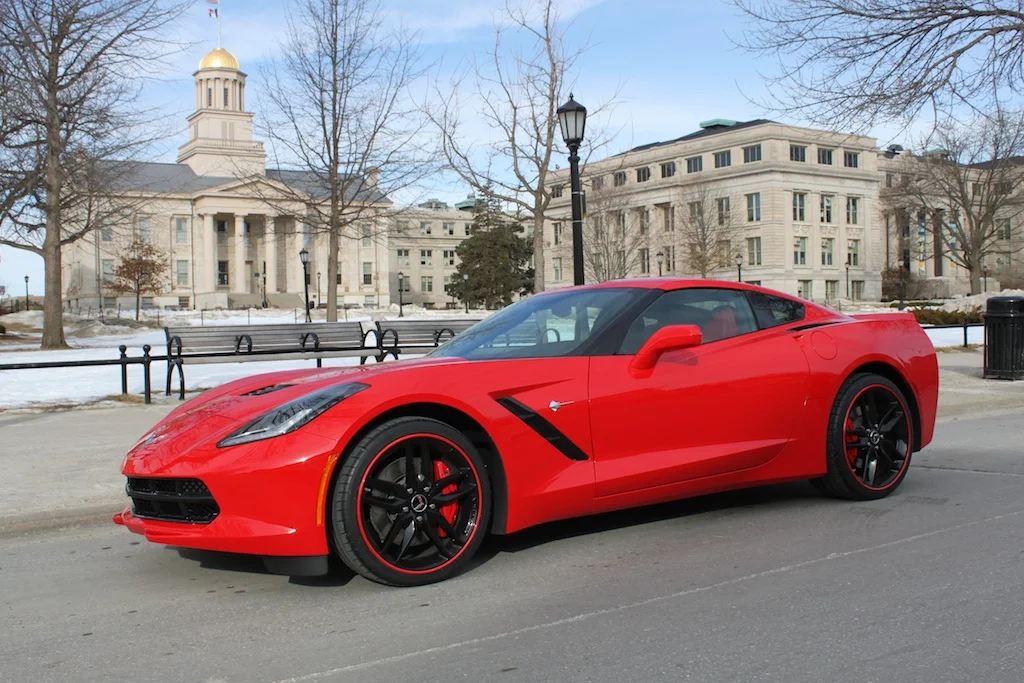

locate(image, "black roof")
[[612, 119, 776, 158]]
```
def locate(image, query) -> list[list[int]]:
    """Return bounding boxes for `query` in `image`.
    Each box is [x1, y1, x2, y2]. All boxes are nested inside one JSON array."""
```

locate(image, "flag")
[[209, 8, 218, 17]]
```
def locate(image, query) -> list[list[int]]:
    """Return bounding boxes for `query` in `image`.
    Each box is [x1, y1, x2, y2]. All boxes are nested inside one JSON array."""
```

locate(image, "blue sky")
[[1, 0, 906, 295]]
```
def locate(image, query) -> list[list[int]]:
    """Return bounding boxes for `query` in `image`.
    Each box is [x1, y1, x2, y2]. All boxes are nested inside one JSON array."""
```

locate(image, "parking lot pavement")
[[0, 348, 1021, 536], [1, 411, 1022, 683]]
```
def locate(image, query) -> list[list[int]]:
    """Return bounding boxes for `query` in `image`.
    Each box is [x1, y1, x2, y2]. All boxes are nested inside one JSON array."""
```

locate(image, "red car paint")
[[115, 280, 938, 567]]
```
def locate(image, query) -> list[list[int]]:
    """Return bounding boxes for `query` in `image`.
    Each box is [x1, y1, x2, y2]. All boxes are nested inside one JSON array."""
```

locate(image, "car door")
[[589, 288, 810, 497]]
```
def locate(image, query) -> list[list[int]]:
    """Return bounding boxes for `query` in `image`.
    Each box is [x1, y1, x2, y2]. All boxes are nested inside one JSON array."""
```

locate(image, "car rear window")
[[745, 291, 805, 329]]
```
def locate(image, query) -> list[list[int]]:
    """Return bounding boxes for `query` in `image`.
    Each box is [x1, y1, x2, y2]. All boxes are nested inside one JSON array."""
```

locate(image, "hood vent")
[[242, 383, 295, 397]]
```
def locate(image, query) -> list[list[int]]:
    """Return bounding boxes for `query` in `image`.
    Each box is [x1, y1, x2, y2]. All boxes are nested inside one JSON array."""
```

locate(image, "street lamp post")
[[462, 273, 469, 314], [898, 259, 906, 310], [845, 260, 850, 299], [397, 272, 404, 317], [299, 248, 311, 322], [656, 251, 664, 277], [735, 254, 743, 283], [24, 275, 29, 311], [261, 261, 268, 307], [317, 271, 322, 307], [557, 94, 588, 286]]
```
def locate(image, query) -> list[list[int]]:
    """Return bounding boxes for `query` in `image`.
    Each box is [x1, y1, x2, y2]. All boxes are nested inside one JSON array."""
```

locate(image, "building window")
[[551, 184, 563, 198], [336, 273, 342, 285], [716, 197, 730, 225], [847, 239, 861, 266], [820, 194, 834, 223], [851, 280, 865, 301], [443, 249, 456, 266], [613, 171, 627, 186], [821, 237, 834, 265], [464, 222, 471, 235], [443, 222, 454, 235], [636, 167, 651, 183], [362, 262, 372, 285], [847, 197, 860, 224], [742, 144, 762, 163], [102, 259, 114, 284], [660, 161, 676, 178], [397, 277, 410, 292], [101, 221, 113, 242], [137, 216, 151, 243], [798, 280, 813, 299], [790, 144, 806, 162], [361, 226, 371, 247], [746, 237, 762, 266], [639, 210, 649, 235], [686, 156, 703, 173], [662, 204, 675, 232], [886, 173, 894, 188], [420, 221, 431, 235], [206, 87, 212, 107], [614, 211, 626, 237], [714, 150, 731, 168], [817, 148, 833, 165], [997, 218, 1013, 240], [175, 218, 188, 244], [396, 248, 410, 266], [792, 192, 806, 222], [793, 237, 807, 265], [663, 245, 676, 272], [844, 151, 859, 168], [552, 222, 561, 245], [592, 176, 604, 190], [420, 249, 432, 266], [178, 296, 190, 309], [217, 261, 229, 286], [217, 220, 227, 243], [420, 276, 433, 293], [825, 280, 839, 301], [223, 87, 228, 107], [639, 248, 650, 274], [103, 296, 116, 308], [552, 257, 564, 281], [176, 260, 188, 287], [746, 193, 761, 222]]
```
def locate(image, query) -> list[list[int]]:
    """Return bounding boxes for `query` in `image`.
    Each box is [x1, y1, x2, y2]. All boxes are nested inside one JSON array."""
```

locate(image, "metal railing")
[[0, 345, 161, 404]]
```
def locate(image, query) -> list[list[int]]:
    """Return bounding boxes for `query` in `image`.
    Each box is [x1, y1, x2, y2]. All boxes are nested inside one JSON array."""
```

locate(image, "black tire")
[[330, 416, 491, 586], [813, 372, 914, 501]]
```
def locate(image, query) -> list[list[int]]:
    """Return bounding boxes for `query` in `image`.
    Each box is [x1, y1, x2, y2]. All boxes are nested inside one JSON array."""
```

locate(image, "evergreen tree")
[[450, 197, 534, 309]]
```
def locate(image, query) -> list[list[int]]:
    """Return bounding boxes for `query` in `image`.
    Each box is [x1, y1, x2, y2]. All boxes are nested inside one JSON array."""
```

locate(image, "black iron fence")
[[0, 345, 161, 404]]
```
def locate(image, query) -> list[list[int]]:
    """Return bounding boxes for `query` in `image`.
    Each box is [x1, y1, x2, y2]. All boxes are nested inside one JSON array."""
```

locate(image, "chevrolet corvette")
[[115, 280, 939, 586]]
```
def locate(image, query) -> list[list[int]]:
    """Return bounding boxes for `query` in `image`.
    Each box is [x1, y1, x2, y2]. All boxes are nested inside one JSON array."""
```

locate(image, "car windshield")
[[429, 287, 645, 360]]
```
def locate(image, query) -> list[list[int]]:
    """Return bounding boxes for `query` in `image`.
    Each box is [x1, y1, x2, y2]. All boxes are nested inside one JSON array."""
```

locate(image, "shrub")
[[911, 306, 983, 325]]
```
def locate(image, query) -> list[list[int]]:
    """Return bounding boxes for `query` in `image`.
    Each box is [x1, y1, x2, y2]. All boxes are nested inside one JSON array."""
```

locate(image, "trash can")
[[983, 296, 1024, 380]]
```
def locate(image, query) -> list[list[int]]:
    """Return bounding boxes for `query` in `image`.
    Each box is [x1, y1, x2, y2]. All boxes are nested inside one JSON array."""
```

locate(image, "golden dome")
[[198, 47, 240, 71]]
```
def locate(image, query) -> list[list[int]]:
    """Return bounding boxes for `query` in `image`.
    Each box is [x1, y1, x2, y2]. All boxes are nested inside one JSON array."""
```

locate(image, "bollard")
[[963, 314, 969, 348], [142, 344, 152, 404], [119, 345, 128, 395]]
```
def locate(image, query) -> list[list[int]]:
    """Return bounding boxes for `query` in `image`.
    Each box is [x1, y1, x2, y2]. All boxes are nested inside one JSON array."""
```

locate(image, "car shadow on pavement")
[[470, 481, 822, 570], [171, 547, 358, 587]]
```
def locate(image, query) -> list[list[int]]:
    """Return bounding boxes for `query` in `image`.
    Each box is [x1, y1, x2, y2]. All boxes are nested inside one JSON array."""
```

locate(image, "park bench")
[[164, 322, 392, 398], [375, 318, 482, 358]]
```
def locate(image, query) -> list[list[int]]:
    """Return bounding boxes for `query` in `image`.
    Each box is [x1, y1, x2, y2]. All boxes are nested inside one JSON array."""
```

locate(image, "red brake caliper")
[[433, 460, 458, 537], [845, 416, 860, 466]]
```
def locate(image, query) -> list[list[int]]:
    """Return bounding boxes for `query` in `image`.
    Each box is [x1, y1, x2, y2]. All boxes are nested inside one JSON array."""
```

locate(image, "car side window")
[[618, 288, 759, 354], [745, 291, 805, 329]]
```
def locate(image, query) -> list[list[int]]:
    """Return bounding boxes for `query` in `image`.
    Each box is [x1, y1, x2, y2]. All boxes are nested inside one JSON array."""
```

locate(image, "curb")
[[0, 502, 123, 539]]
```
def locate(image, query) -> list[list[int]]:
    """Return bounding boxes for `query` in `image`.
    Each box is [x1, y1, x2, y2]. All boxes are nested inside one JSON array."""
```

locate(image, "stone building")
[[543, 119, 885, 302]]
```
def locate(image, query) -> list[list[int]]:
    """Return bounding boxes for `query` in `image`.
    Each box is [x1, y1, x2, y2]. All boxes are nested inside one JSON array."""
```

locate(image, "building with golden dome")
[[61, 46, 397, 311]]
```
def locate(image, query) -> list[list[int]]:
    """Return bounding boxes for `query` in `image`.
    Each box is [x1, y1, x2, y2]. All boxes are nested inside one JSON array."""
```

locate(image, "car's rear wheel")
[[812, 373, 914, 500], [330, 416, 490, 586]]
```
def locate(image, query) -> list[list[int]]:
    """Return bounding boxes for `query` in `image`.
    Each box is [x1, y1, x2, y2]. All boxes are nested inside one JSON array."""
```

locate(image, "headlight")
[[216, 382, 368, 448]]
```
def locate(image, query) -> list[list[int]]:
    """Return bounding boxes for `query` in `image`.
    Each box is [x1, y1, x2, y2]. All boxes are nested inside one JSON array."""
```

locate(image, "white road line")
[[916, 465, 1024, 477], [275, 507, 1024, 682]]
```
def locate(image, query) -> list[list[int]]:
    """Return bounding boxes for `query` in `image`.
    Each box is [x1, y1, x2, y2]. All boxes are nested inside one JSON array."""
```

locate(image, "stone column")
[[265, 216, 277, 294], [233, 214, 248, 294], [203, 214, 217, 293]]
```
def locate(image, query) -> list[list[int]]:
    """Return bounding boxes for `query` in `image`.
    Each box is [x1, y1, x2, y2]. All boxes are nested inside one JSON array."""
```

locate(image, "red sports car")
[[115, 280, 938, 586]]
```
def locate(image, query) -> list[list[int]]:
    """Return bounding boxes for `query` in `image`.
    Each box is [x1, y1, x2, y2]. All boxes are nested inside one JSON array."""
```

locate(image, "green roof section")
[[699, 118, 739, 129]]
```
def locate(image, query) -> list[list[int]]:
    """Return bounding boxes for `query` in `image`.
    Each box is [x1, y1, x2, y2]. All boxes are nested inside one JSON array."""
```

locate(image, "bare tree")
[[0, 0, 189, 348], [567, 179, 651, 282], [257, 0, 433, 322], [884, 112, 1024, 293], [110, 239, 166, 320], [732, 1, 1024, 131], [428, 0, 616, 292], [676, 183, 740, 278]]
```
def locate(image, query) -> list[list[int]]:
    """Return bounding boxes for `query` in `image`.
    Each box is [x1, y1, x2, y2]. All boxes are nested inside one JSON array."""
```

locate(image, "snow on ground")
[[0, 303, 995, 411]]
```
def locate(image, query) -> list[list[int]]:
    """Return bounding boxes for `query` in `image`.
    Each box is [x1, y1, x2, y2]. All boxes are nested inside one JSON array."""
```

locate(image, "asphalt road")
[[2, 412, 1023, 683]]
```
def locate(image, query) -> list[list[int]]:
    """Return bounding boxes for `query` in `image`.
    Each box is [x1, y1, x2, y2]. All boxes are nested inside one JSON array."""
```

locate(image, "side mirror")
[[629, 324, 702, 371]]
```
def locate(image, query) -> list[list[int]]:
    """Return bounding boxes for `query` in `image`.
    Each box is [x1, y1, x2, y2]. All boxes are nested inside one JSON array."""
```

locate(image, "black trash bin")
[[983, 296, 1024, 380]]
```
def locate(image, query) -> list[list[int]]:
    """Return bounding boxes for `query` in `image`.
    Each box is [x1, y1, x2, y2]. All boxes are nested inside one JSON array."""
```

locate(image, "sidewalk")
[[1, 350, 1020, 536]]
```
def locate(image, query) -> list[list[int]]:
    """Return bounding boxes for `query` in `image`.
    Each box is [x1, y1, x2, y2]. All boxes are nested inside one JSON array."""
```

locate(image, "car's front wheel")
[[813, 372, 914, 500], [330, 416, 491, 586]]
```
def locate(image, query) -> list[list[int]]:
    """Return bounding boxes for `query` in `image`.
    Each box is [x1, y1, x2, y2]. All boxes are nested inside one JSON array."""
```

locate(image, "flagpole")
[[218, 0, 221, 47]]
